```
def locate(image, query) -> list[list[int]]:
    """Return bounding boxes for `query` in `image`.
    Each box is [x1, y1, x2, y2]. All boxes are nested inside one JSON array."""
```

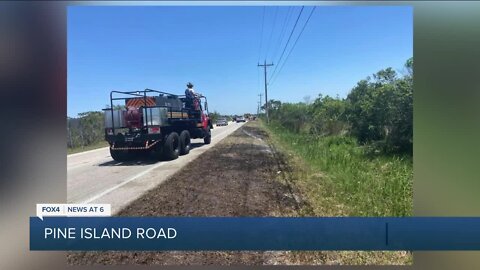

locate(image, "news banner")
[[30, 204, 480, 251]]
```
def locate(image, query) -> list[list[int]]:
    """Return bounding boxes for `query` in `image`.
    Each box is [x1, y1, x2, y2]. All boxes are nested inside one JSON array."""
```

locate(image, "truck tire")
[[162, 132, 180, 160], [179, 130, 191, 155], [110, 148, 130, 162], [204, 128, 211, 144]]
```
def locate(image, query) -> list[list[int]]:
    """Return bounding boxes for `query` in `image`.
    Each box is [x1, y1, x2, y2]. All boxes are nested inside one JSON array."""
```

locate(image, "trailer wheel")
[[204, 128, 211, 144], [110, 148, 130, 162], [162, 132, 180, 160], [179, 130, 191, 155]]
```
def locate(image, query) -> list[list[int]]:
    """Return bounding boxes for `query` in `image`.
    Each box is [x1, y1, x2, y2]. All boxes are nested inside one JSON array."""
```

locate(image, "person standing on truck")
[[185, 82, 195, 98], [185, 82, 202, 111], [185, 82, 195, 110]]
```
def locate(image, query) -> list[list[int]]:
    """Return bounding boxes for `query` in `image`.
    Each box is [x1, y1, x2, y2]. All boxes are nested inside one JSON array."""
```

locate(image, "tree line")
[[263, 58, 413, 154], [67, 111, 105, 149]]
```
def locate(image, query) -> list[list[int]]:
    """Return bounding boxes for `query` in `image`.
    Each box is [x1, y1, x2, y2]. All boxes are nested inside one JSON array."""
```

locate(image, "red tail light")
[[148, 127, 160, 134]]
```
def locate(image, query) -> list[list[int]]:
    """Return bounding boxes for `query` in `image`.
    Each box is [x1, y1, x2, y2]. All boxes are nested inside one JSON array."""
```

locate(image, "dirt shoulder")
[[67, 122, 409, 265], [116, 123, 306, 218]]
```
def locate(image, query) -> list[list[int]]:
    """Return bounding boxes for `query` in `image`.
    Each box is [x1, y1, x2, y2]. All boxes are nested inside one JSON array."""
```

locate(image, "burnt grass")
[[67, 123, 310, 265], [67, 123, 409, 265]]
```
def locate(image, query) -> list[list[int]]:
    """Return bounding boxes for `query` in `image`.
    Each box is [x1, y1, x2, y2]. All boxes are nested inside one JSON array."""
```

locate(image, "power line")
[[268, 6, 305, 82], [257, 6, 266, 63], [257, 64, 261, 96], [270, 6, 316, 86], [270, 6, 316, 85], [271, 7, 293, 64], [265, 6, 278, 61]]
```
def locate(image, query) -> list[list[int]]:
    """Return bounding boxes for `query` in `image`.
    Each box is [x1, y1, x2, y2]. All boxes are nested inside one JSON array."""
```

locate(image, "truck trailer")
[[103, 89, 213, 161]]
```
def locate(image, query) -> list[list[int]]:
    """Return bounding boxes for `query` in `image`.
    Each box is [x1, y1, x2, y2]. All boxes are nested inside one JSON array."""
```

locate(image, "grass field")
[[264, 122, 412, 217]]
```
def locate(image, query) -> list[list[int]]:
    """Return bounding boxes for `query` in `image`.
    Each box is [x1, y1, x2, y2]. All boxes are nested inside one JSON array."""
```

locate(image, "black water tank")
[[155, 95, 183, 110]]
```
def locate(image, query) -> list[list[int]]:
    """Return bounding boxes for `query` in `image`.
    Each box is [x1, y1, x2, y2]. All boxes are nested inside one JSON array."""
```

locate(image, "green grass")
[[67, 141, 109, 155], [265, 122, 412, 217]]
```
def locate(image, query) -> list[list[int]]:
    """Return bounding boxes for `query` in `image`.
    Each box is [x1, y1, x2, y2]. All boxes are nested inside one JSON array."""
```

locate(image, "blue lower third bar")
[[29, 217, 480, 251]]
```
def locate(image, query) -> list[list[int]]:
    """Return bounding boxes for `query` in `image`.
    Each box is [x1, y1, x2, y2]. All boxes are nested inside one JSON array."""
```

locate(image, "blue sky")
[[68, 5, 412, 117]]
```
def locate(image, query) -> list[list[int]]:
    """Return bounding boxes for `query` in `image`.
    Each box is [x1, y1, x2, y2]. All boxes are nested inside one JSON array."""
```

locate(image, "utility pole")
[[257, 60, 273, 123]]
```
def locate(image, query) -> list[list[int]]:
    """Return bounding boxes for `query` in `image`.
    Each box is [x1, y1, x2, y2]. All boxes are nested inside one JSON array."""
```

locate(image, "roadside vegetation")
[[67, 111, 105, 153], [262, 58, 413, 217]]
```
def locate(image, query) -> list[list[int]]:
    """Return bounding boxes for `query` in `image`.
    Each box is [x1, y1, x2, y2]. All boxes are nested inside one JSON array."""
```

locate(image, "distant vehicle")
[[236, 116, 246, 123], [216, 118, 228, 126]]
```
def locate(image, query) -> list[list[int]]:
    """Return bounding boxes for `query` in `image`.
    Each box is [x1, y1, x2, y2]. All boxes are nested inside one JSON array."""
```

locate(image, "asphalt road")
[[67, 122, 244, 213]]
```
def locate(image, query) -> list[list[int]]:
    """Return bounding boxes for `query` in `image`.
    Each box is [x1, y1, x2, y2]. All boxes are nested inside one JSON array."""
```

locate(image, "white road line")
[[80, 161, 168, 204], [67, 146, 109, 158]]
